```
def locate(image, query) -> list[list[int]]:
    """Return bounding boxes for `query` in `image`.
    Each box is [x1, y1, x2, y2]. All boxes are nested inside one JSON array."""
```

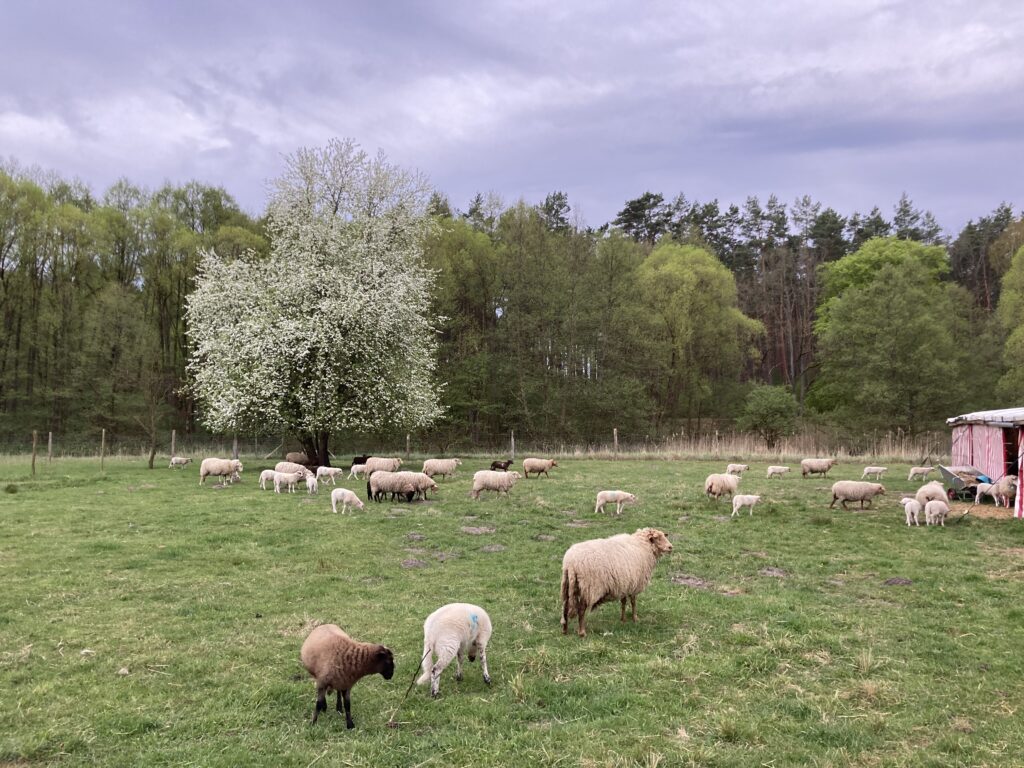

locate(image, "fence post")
[[171, 429, 176, 457], [47, 431, 52, 463], [32, 430, 38, 477], [100, 428, 106, 472], [406, 433, 411, 458], [510, 430, 515, 461], [613, 427, 618, 458]]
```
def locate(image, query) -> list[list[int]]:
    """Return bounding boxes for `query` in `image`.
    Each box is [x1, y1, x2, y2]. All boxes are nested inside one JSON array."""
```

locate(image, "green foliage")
[[737, 386, 799, 447], [996, 245, 1024, 400]]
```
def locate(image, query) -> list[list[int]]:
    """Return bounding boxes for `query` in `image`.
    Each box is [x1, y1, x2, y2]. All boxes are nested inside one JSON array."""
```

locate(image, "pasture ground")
[[2, 457, 1023, 767]]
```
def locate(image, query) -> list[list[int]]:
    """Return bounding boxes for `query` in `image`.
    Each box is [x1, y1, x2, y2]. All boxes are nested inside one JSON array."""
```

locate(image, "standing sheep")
[[975, 482, 998, 504], [316, 466, 344, 486], [390, 471, 438, 500], [704, 473, 739, 500], [348, 463, 367, 480], [199, 458, 243, 486], [829, 481, 886, 510], [861, 466, 887, 480], [908, 466, 934, 482], [274, 470, 305, 494], [305, 474, 319, 495], [490, 459, 513, 472], [900, 497, 923, 526], [331, 488, 365, 515], [915, 481, 947, 508], [924, 499, 950, 526], [470, 470, 521, 499], [299, 624, 395, 728], [766, 466, 790, 479], [801, 458, 838, 478], [595, 490, 638, 516], [421, 458, 462, 479], [993, 475, 1019, 508], [259, 469, 277, 490], [522, 457, 558, 478], [560, 527, 673, 637], [275, 461, 313, 477], [415, 603, 492, 698], [726, 463, 749, 475], [169, 456, 192, 469], [365, 456, 403, 474], [366, 471, 416, 503], [731, 494, 761, 517]]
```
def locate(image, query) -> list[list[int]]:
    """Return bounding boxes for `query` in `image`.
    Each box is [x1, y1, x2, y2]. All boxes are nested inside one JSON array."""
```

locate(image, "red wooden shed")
[[946, 407, 1024, 519]]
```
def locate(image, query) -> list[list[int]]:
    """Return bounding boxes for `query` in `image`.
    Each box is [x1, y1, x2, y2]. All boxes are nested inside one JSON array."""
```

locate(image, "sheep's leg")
[[629, 595, 638, 622], [560, 573, 570, 635], [619, 597, 627, 622], [479, 644, 491, 684], [430, 644, 458, 698], [455, 649, 464, 681], [312, 685, 328, 724], [829, 495, 837, 509], [575, 593, 588, 637], [341, 689, 354, 729]]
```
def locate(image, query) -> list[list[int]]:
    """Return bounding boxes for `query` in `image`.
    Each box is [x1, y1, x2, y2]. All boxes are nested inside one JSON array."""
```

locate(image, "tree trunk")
[[299, 431, 331, 467]]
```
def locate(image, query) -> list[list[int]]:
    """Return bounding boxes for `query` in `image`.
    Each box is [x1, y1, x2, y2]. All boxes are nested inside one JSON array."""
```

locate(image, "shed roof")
[[946, 407, 1024, 427]]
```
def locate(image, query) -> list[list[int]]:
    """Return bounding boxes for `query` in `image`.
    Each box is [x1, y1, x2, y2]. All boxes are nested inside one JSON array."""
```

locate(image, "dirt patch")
[[883, 577, 913, 586], [461, 526, 496, 535], [962, 503, 1014, 520], [401, 559, 428, 569], [565, 520, 590, 528], [534, 534, 556, 542], [481, 544, 506, 553], [759, 566, 788, 578], [671, 574, 712, 589], [560, 509, 577, 516], [406, 532, 426, 541]]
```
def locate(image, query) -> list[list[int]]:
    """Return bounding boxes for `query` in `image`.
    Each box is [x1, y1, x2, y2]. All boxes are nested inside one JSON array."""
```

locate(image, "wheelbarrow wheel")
[[947, 488, 958, 501]]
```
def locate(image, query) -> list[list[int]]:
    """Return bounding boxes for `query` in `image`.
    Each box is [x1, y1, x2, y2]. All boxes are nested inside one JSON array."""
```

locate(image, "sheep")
[[801, 458, 838, 478], [274, 470, 305, 494], [704, 473, 739, 500], [199, 458, 243, 486], [994, 475, 1019, 508], [305, 474, 319, 495], [285, 451, 309, 465], [421, 457, 463, 479], [168, 456, 192, 469], [915, 481, 947, 508], [766, 465, 790, 479], [975, 482, 997, 504], [908, 466, 934, 482], [316, 466, 344, 486], [560, 527, 673, 637], [731, 494, 761, 517], [415, 603, 492, 698], [259, 469, 277, 490], [348, 463, 367, 480], [391, 471, 438, 500], [829, 480, 886, 510], [364, 456, 403, 475], [351, 454, 371, 467], [366, 470, 417, 503], [595, 490, 638, 516], [726, 463, 749, 475], [924, 499, 950, 526], [275, 461, 313, 477], [331, 488, 365, 515], [523, 457, 558, 478], [899, 497, 922, 526], [490, 459, 513, 472], [861, 466, 887, 480], [470, 470, 521, 499], [299, 623, 395, 728]]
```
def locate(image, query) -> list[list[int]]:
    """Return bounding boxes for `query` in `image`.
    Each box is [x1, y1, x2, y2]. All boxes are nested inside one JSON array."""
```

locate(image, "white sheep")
[[899, 497, 922, 526], [595, 490, 638, 516], [975, 482, 997, 504], [275, 461, 313, 477], [470, 470, 521, 499], [421, 458, 463, 479], [731, 494, 761, 517], [168, 456, 192, 468], [367, 470, 417, 503], [704, 473, 739, 500], [915, 481, 947, 508], [391, 471, 439, 500], [924, 499, 950, 526], [364, 456, 403, 474], [348, 463, 367, 480], [993, 475, 1019, 508], [315, 466, 344, 486], [330, 487, 365, 515], [829, 480, 885, 510], [561, 527, 674, 637], [259, 469, 277, 490], [299, 623, 395, 728], [908, 466, 934, 482], [273, 470, 305, 494], [861, 466, 887, 480], [522, 457, 558, 478], [726, 463, 749, 475], [416, 603, 492, 698], [199, 458, 243, 486], [766, 466, 790, 479], [801, 458, 838, 478], [305, 474, 319, 495]]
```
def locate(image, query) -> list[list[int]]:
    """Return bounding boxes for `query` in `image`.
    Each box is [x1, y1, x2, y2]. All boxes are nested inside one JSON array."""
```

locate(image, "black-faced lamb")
[[331, 488, 364, 515], [421, 458, 462, 479], [299, 623, 395, 728], [595, 490, 637, 516], [169, 456, 192, 468], [829, 480, 885, 509], [861, 466, 887, 480], [470, 470, 521, 499], [199, 458, 243, 486], [560, 527, 673, 637], [490, 459, 513, 472], [704, 473, 739, 500], [801, 458, 838, 478], [415, 603, 492, 698], [522, 457, 558, 478]]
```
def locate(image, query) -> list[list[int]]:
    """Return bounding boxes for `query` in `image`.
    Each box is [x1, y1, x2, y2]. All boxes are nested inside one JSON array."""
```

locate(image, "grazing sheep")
[[259, 469, 277, 490], [366, 470, 417, 503], [365, 456, 403, 474], [331, 487, 365, 515], [595, 490, 638, 516], [975, 482, 997, 504], [391, 471, 438, 500], [908, 466, 934, 482], [421, 458, 463, 479], [299, 624, 395, 728], [274, 470, 305, 494], [305, 474, 319, 495], [915, 481, 947, 508], [316, 466, 344, 486], [523, 457, 558, 478], [470, 470, 521, 499], [560, 527, 673, 637], [731, 494, 761, 517], [766, 465, 790, 479], [168, 456, 192, 468], [199, 458, 243, 486], [801, 458, 838, 478], [415, 603, 492, 698], [829, 480, 885, 510], [924, 499, 950, 526], [490, 459, 513, 472], [726, 463, 749, 475], [861, 466, 887, 480], [275, 461, 313, 477], [994, 475, 1019, 508], [285, 451, 309, 465], [899, 497, 922, 526], [348, 463, 367, 480], [704, 473, 739, 500]]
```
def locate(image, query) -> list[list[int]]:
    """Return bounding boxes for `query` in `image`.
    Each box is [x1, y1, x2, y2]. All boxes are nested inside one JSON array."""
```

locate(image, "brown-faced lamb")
[[595, 490, 638, 516], [726, 463, 749, 475], [915, 480, 947, 508], [560, 527, 673, 637], [470, 470, 521, 499], [366, 470, 416, 503], [993, 475, 1019, 508], [490, 459, 513, 471], [861, 466, 887, 480], [829, 480, 885, 509], [316, 466, 344, 485], [299, 623, 395, 728], [801, 458, 838, 478], [900, 497, 922, 526], [704, 473, 739, 500], [421, 458, 462, 479], [365, 456, 403, 474], [766, 465, 790, 479], [415, 603, 492, 698], [523, 457, 558, 478], [169, 456, 192, 468], [731, 494, 761, 517], [330, 487, 364, 515], [908, 466, 934, 482], [924, 499, 950, 526], [199, 458, 243, 486]]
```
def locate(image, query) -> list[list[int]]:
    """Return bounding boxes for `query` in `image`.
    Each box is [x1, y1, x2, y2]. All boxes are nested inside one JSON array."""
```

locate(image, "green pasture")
[[2, 457, 1023, 767]]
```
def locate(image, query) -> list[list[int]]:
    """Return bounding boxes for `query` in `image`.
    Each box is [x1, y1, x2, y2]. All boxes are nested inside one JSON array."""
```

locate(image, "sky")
[[2, 0, 1022, 233]]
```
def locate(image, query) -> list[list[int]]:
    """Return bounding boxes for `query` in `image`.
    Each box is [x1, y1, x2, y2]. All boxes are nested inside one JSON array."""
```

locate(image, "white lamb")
[[273, 470, 305, 494], [470, 470, 521, 499], [766, 466, 790, 479], [315, 466, 344, 486], [416, 603, 492, 698], [726, 463, 749, 475], [899, 497, 922, 526], [908, 466, 934, 482], [594, 490, 638, 516], [259, 469, 277, 490], [861, 466, 887, 480], [731, 494, 761, 517], [421, 458, 463, 479], [331, 488, 365, 515], [306, 474, 319, 495], [924, 499, 950, 526], [348, 463, 367, 480], [169, 456, 192, 468]]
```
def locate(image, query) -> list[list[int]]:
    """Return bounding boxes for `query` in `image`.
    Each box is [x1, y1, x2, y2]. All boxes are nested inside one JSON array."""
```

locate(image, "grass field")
[[2, 456, 1024, 767]]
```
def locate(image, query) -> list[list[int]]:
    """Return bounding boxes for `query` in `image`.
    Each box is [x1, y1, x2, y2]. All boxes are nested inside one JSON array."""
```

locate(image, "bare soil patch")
[[759, 566, 788, 578], [401, 559, 428, 569], [461, 526, 496, 535], [406, 532, 426, 541], [565, 520, 590, 528], [883, 577, 913, 586]]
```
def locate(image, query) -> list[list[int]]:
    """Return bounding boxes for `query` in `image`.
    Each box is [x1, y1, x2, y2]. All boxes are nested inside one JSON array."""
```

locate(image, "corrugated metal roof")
[[946, 407, 1024, 427]]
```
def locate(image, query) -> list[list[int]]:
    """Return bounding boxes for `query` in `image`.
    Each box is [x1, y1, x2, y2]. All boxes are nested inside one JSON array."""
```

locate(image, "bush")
[[737, 386, 798, 449]]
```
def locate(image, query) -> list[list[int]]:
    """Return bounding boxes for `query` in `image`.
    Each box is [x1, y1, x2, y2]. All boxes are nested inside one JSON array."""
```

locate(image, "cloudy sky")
[[3, 0, 1021, 232]]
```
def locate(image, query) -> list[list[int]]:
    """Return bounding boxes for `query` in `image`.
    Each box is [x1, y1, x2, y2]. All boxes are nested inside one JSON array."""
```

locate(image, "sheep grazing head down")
[[376, 647, 396, 680], [640, 527, 673, 558]]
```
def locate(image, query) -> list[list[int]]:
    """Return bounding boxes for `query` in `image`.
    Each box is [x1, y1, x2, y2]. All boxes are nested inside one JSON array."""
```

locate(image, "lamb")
[[274, 470, 305, 494], [993, 475, 1019, 508], [275, 461, 313, 477], [415, 603, 492, 698], [299, 623, 395, 728], [259, 469, 277, 490], [595, 490, 638, 516], [421, 458, 463, 479], [801, 458, 838, 478], [829, 480, 885, 510], [560, 527, 673, 637], [899, 497, 922, 526], [168, 456, 192, 468], [704, 473, 739, 500], [908, 466, 934, 482], [347, 463, 367, 480], [490, 459, 513, 472], [731, 494, 761, 517], [316, 466, 344, 485], [766, 465, 790, 479], [199, 458, 243, 486], [915, 481, 947, 508], [975, 482, 997, 504], [285, 451, 309, 465], [924, 499, 950, 526], [364, 456, 403, 474], [726, 463, 749, 475], [366, 470, 416, 503], [861, 466, 887, 480], [305, 474, 319, 495], [331, 488, 365, 515], [351, 454, 371, 467], [470, 470, 521, 499], [523, 457, 558, 478], [391, 471, 438, 500]]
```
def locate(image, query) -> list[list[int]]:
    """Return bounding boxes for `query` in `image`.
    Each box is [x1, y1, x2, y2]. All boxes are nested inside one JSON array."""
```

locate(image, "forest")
[[1, 161, 1022, 452]]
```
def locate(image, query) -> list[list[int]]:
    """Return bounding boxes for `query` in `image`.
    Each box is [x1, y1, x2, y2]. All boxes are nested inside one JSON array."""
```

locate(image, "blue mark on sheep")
[[470, 613, 479, 627]]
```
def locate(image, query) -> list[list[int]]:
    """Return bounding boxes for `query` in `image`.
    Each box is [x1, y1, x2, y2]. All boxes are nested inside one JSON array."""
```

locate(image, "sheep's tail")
[[416, 642, 432, 685], [560, 566, 575, 625], [366, 471, 375, 502]]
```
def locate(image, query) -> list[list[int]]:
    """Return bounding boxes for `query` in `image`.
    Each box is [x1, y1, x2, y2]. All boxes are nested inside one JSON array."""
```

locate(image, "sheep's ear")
[[376, 646, 391, 660]]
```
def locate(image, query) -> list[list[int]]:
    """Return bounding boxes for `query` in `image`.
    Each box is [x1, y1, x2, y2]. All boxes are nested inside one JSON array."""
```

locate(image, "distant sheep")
[[274, 470, 305, 494], [490, 459, 513, 472], [595, 490, 638, 516], [924, 499, 950, 526], [915, 481, 947, 508], [421, 458, 463, 479], [348, 463, 367, 480], [285, 451, 309, 464], [861, 466, 887, 480], [560, 527, 673, 637], [993, 475, 1019, 508], [169, 456, 192, 468], [365, 456, 403, 474], [726, 463, 749, 475], [316, 466, 344, 485], [829, 480, 885, 510], [801, 458, 838, 478], [523, 457, 558, 478], [351, 455, 371, 467], [416, 603, 492, 698], [199, 458, 243, 486], [908, 466, 934, 482], [391, 471, 438, 500], [766, 466, 790, 479], [470, 470, 521, 499], [299, 623, 394, 728], [731, 494, 761, 517], [331, 488, 364, 515], [704, 473, 739, 500], [899, 497, 922, 526], [275, 461, 313, 477], [366, 470, 416, 503], [305, 474, 319, 495]]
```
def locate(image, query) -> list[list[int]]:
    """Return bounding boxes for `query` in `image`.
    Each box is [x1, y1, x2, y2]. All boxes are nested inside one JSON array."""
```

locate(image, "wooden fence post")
[[47, 431, 53, 463], [100, 429, 106, 472], [171, 429, 176, 457], [31, 430, 38, 477], [613, 427, 618, 458], [510, 430, 515, 460]]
